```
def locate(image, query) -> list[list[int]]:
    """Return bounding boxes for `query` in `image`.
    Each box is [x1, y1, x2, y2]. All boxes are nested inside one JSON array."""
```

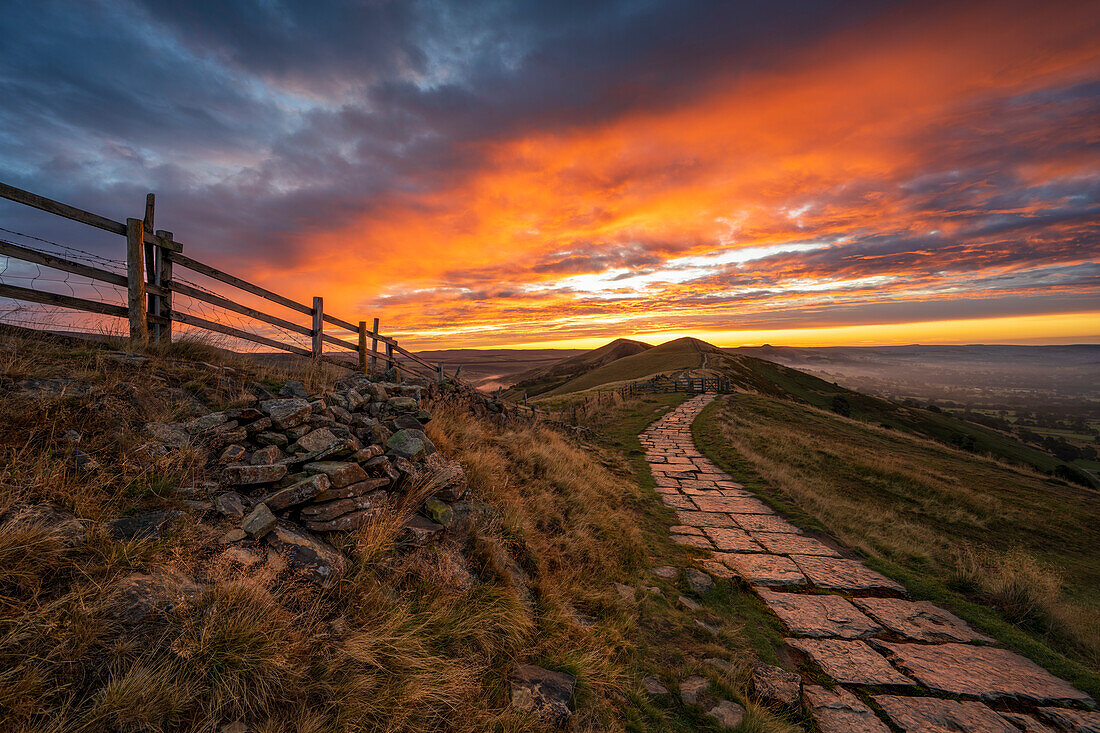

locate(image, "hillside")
[[504, 338, 653, 398]]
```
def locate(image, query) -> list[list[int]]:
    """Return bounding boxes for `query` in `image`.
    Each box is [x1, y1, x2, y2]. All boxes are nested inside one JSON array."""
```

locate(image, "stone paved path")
[[641, 394, 1099, 732]]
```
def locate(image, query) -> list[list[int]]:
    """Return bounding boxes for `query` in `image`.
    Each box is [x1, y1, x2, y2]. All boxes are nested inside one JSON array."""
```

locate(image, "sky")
[[1, 0, 1098, 349]]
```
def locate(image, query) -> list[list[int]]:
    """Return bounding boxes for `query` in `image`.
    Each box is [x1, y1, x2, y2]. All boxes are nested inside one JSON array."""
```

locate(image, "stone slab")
[[750, 662, 801, 707], [852, 597, 993, 643], [873, 642, 1094, 705], [1037, 707, 1100, 732], [790, 555, 906, 593], [701, 526, 765, 552], [690, 495, 773, 514], [999, 712, 1058, 732], [672, 533, 713, 549], [662, 495, 696, 510], [873, 695, 1022, 733], [750, 532, 841, 557], [729, 513, 800, 533], [802, 685, 890, 733], [675, 510, 737, 527], [787, 638, 914, 686], [757, 589, 882, 638], [719, 553, 808, 587]]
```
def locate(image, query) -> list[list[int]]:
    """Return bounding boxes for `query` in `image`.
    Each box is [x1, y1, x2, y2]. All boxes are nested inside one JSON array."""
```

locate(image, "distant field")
[[695, 394, 1100, 694]]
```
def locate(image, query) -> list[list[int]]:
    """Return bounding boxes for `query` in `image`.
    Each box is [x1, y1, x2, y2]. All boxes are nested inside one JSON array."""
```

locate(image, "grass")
[[693, 393, 1100, 699], [0, 329, 800, 730]]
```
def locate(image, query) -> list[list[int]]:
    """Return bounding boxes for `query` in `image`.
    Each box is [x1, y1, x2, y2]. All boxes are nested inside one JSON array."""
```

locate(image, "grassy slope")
[[503, 339, 653, 399], [694, 394, 1100, 698], [0, 331, 798, 731]]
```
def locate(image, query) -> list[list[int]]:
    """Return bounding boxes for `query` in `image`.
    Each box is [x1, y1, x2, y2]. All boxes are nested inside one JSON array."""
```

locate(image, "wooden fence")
[[0, 182, 454, 385]]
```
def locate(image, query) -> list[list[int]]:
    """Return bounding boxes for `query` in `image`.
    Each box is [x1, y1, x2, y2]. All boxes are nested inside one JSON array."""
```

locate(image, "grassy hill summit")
[[503, 337, 652, 398]]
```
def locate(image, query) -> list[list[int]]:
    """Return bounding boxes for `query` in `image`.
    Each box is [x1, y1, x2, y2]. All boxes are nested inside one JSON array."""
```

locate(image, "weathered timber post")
[[125, 218, 147, 344], [454, 364, 462, 379], [357, 321, 368, 373], [437, 362, 444, 383], [385, 341, 394, 371], [370, 317, 380, 373], [311, 297, 323, 358], [155, 230, 174, 342], [143, 194, 159, 341]]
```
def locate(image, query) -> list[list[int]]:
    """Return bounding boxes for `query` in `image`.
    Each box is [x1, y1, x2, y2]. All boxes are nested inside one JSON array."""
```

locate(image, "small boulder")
[[219, 444, 246, 463], [299, 490, 388, 522], [510, 664, 575, 727], [219, 528, 247, 544], [264, 523, 345, 587], [261, 473, 331, 512], [402, 515, 444, 545], [221, 463, 287, 486], [251, 444, 283, 465], [678, 595, 701, 612], [108, 510, 180, 541], [684, 567, 715, 595], [423, 497, 454, 526], [314, 476, 391, 502], [419, 453, 467, 501], [751, 662, 802, 707], [642, 676, 670, 697], [613, 582, 635, 602], [183, 412, 228, 434], [303, 461, 367, 488], [294, 427, 339, 454], [240, 503, 277, 539], [385, 429, 435, 460], [706, 700, 746, 729], [145, 422, 190, 448], [652, 566, 679, 580], [279, 380, 308, 398], [259, 398, 311, 430], [214, 491, 248, 519], [103, 571, 203, 629], [679, 676, 710, 706], [387, 396, 418, 412]]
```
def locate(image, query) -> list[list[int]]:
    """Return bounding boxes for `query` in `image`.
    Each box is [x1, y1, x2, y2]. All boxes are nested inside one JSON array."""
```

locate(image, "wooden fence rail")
[[0, 181, 444, 384]]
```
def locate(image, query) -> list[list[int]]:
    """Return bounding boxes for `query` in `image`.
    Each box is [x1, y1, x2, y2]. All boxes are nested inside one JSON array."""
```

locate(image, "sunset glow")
[[2, 0, 1097, 348]]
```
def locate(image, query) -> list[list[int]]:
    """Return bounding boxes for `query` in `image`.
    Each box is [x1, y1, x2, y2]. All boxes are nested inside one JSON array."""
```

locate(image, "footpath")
[[640, 394, 1099, 732]]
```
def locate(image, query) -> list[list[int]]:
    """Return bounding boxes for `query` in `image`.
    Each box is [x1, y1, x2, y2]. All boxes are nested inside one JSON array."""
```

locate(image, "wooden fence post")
[[125, 218, 147, 344], [357, 321, 368, 372], [385, 341, 394, 371], [143, 194, 159, 342], [437, 362, 444, 383], [370, 317, 379, 373], [311, 297, 323, 358], [155, 230, 174, 342]]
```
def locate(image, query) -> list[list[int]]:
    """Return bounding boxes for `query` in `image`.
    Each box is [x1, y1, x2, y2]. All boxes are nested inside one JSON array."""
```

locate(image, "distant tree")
[[830, 395, 851, 417]]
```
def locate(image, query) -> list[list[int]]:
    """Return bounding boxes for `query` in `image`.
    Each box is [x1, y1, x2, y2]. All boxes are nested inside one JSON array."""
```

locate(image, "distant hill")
[[503, 338, 652, 398]]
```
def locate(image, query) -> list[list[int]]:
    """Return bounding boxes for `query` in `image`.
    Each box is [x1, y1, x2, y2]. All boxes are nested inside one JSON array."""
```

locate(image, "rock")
[[757, 588, 882, 638], [788, 554, 905, 593], [221, 463, 287, 486], [219, 444, 246, 463], [684, 567, 714, 595], [385, 429, 435, 460], [392, 413, 422, 430], [363, 455, 400, 483], [72, 451, 100, 472], [245, 416, 272, 433], [287, 424, 312, 441], [387, 396, 418, 412], [613, 582, 635, 602], [510, 664, 575, 726], [183, 412, 228, 434], [402, 515, 444, 545], [254, 431, 289, 448], [264, 523, 345, 587], [642, 676, 669, 696], [415, 409, 432, 423], [719, 552, 808, 587], [251, 444, 283, 465], [873, 641, 1095, 705], [219, 528, 247, 544], [695, 619, 721, 636], [300, 490, 388, 522], [303, 509, 380, 532], [279, 380, 308, 398], [259, 398, 311, 430], [108, 510, 179, 541], [874, 695, 1031, 733], [803, 685, 891, 733], [262, 473, 331, 512], [424, 497, 454, 526], [751, 662, 802, 707], [214, 491, 249, 519], [419, 453, 467, 501], [787, 639, 914, 687], [678, 595, 701, 611], [852, 597, 994, 643], [706, 657, 732, 672], [240, 503, 277, 539], [679, 675, 710, 706], [314, 476, 391, 502], [651, 566, 679, 580], [225, 407, 262, 422], [103, 571, 203, 629], [706, 700, 746, 729], [294, 428, 339, 454], [1037, 707, 1100, 731], [1, 502, 87, 546], [303, 461, 367, 488], [391, 456, 416, 484]]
